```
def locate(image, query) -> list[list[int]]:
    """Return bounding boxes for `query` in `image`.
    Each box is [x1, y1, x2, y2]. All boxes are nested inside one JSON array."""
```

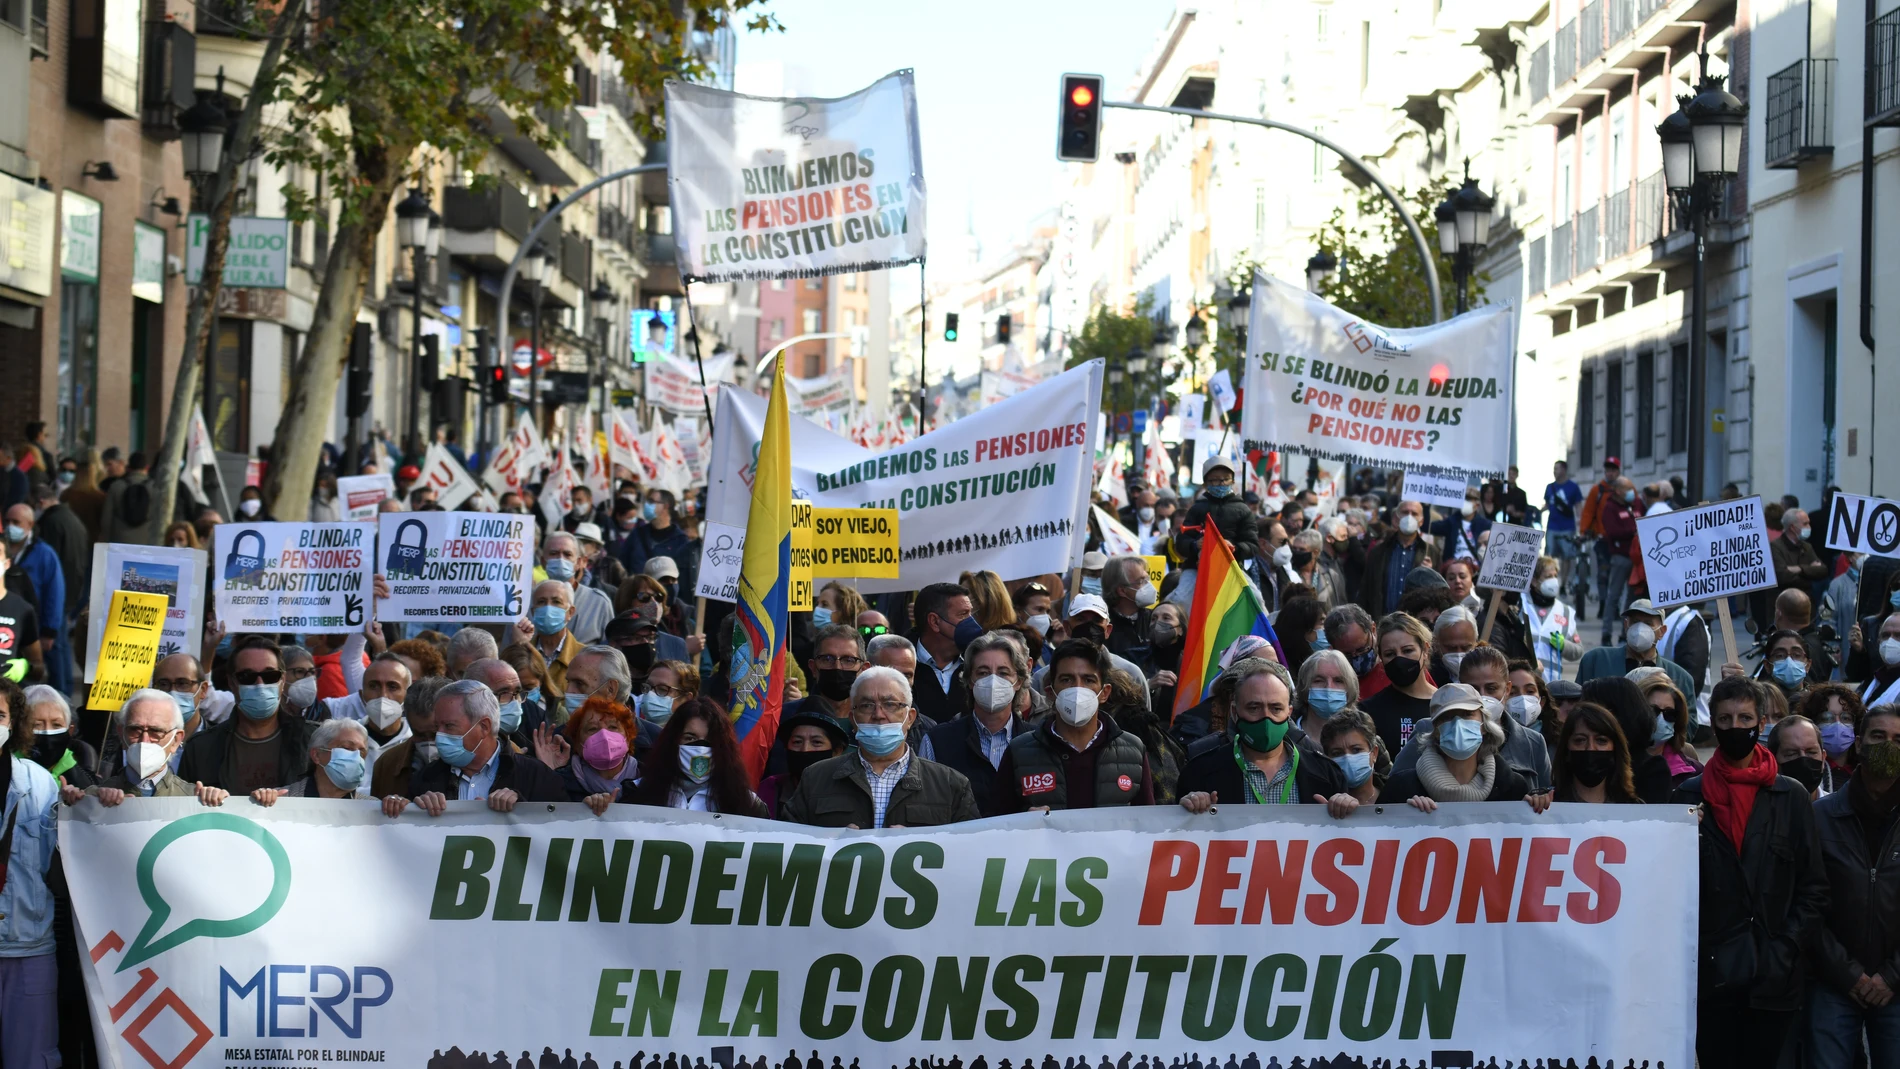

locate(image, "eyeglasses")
[[153, 677, 202, 692], [635, 592, 664, 604], [284, 666, 317, 681], [647, 683, 690, 699], [491, 686, 520, 703], [123, 725, 177, 744], [851, 698, 909, 716], [234, 669, 284, 685], [810, 655, 865, 670], [859, 625, 888, 637]]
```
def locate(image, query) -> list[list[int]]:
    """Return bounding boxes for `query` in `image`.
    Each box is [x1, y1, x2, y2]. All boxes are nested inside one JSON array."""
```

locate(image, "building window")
[[844, 274, 859, 291], [802, 352, 822, 378], [1634, 350, 1654, 459], [802, 309, 821, 334], [1604, 360, 1624, 464], [804, 278, 822, 291], [1669, 343, 1689, 453], [844, 309, 858, 329], [769, 318, 785, 341], [1577, 369, 1595, 465], [771, 279, 786, 290], [1254, 183, 1267, 246], [1360, 22, 1371, 92], [1316, 5, 1328, 41]]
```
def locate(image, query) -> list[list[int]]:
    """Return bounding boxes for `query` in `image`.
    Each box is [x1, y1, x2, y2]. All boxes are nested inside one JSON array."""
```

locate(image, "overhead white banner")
[[63, 803, 1694, 1069], [787, 364, 854, 414], [84, 543, 206, 683], [647, 352, 729, 417], [667, 69, 927, 282], [212, 522, 374, 633], [1242, 274, 1514, 480], [376, 511, 533, 624], [710, 361, 1102, 592]]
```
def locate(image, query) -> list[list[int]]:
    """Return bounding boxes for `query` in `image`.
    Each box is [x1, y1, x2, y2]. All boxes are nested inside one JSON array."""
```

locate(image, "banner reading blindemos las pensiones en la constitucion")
[[666, 69, 926, 283], [63, 803, 1693, 1069]]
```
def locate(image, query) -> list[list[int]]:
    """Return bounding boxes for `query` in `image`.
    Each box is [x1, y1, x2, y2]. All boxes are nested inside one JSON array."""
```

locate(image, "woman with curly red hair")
[[540, 695, 637, 803], [597, 697, 768, 816]]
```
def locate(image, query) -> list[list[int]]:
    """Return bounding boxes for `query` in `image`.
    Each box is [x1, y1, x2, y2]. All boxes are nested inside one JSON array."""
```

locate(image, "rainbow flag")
[[728, 355, 794, 783], [1172, 521, 1280, 720]]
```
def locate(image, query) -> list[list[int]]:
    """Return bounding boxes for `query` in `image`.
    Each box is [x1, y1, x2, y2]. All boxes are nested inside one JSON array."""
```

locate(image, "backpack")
[[118, 480, 153, 528]]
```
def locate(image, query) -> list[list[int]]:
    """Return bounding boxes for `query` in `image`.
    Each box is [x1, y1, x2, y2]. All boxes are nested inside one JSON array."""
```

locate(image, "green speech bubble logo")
[[118, 812, 291, 972]]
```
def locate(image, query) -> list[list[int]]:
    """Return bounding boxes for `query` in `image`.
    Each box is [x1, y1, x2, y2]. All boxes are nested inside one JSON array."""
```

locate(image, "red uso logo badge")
[[1117, 774, 1133, 792], [1021, 772, 1056, 795]]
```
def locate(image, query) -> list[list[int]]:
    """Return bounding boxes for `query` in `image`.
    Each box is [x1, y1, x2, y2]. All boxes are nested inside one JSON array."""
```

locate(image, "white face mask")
[[1025, 613, 1052, 637], [125, 741, 169, 782], [1055, 686, 1099, 726], [1537, 577, 1561, 598], [238, 498, 262, 517], [1460, 501, 1476, 517], [1505, 694, 1542, 726], [1397, 514, 1420, 535], [364, 696, 404, 730], [1273, 545, 1293, 567], [1138, 507, 1155, 523], [1133, 582, 1159, 609], [287, 676, 319, 710], [1440, 651, 1465, 676], [1625, 622, 1657, 654], [1882, 637, 1900, 667], [972, 675, 1015, 714]]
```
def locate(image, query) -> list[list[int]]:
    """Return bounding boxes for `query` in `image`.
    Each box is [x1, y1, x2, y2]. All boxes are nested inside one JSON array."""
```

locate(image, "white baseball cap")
[[1067, 593, 1110, 620]]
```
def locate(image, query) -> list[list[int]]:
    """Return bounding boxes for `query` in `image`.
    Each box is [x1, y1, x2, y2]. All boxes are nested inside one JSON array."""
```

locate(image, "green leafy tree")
[[1065, 295, 1157, 417], [1313, 177, 1486, 328], [260, 0, 779, 520]]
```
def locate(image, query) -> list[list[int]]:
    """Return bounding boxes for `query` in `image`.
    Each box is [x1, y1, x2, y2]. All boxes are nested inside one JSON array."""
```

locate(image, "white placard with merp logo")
[[375, 511, 533, 624], [1476, 520, 1543, 594], [1636, 496, 1776, 607], [1825, 492, 1900, 560], [213, 522, 374, 633], [695, 520, 746, 602], [1400, 470, 1470, 510]]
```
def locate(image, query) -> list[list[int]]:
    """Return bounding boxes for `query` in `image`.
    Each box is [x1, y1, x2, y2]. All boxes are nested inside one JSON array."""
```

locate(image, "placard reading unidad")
[[212, 522, 375, 633], [1242, 274, 1514, 479], [376, 511, 533, 624], [667, 69, 926, 282]]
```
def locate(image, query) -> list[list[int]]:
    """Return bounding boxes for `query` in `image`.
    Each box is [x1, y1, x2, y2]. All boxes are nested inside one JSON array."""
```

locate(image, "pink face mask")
[[581, 729, 629, 771]]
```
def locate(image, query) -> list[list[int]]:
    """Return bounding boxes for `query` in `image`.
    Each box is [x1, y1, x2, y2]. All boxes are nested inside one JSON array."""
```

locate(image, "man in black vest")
[[909, 581, 973, 723], [1176, 656, 1355, 815], [921, 630, 1032, 816], [994, 638, 1154, 811]]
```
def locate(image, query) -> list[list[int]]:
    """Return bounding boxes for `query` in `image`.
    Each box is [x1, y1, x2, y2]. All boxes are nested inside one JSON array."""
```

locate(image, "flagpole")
[[681, 284, 717, 433]]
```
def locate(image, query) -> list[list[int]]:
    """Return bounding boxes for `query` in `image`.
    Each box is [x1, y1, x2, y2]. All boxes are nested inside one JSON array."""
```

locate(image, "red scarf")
[[1702, 745, 1779, 851]]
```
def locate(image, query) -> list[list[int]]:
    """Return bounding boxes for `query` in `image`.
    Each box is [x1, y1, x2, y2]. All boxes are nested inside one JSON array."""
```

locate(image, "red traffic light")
[[1070, 84, 1094, 107], [1057, 73, 1105, 163]]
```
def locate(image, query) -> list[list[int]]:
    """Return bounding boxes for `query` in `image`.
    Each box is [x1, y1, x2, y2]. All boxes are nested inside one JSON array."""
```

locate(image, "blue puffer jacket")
[[0, 755, 60, 957]]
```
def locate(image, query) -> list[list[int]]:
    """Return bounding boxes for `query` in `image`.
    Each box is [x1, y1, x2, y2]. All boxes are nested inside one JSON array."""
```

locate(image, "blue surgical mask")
[[1889, 589, 1900, 610], [1081, 576, 1103, 596], [643, 502, 658, 521], [543, 557, 575, 581], [854, 721, 906, 757], [811, 606, 833, 628], [1437, 718, 1484, 760], [323, 748, 368, 793], [435, 728, 478, 769], [170, 690, 197, 717], [236, 684, 280, 720], [532, 604, 569, 635], [524, 687, 543, 707], [1622, 489, 1636, 503], [641, 692, 674, 725], [497, 700, 523, 734], [1206, 484, 1233, 498], [564, 692, 587, 715], [1772, 657, 1808, 687], [954, 615, 983, 651], [1307, 687, 1349, 715], [1332, 751, 1373, 788], [1311, 628, 1331, 651], [3, 524, 24, 543], [1651, 713, 1676, 745]]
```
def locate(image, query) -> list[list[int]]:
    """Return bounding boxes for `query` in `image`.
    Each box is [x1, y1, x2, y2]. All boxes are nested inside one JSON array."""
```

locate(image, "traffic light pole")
[[1100, 101, 1444, 324]]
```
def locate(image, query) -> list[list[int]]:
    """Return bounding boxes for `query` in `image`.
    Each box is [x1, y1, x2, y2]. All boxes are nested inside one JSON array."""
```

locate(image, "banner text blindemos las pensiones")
[[63, 802, 1694, 1069]]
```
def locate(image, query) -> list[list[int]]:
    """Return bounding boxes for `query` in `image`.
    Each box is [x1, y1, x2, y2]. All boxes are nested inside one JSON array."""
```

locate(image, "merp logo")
[[1340, 319, 1411, 360], [122, 812, 291, 971], [219, 964, 392, 1039]]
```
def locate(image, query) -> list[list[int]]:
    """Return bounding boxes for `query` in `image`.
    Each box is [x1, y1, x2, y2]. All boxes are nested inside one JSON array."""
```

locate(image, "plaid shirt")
[[1241, 754, 1296, 804], [859, 751, 912, 829]]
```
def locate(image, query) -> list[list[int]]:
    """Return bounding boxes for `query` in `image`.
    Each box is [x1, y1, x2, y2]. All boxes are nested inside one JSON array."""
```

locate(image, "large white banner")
[[648, 353, 729, 417], [667, 69, 926, 283], [375, 510, 533, 624], [63, 803, 1694, 1069], [212, 522, 374, 633], [1242, 274, 1515, 480], [709, 362, 1102, 592], [84, 543, 207, 683]]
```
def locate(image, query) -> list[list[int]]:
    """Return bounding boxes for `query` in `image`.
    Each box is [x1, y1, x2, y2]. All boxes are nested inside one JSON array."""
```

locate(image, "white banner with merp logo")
[[63, 802, 1694, 1069], [374, 511, 533, 624], [708, 361, 1101, 593], [1242, 274, 1514, 480], [212, 523, 374, 633], [667, 69, 927, 283]]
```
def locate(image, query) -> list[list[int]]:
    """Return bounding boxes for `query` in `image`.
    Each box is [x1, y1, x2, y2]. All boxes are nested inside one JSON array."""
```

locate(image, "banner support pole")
[[1480, 589, 1502, 644]]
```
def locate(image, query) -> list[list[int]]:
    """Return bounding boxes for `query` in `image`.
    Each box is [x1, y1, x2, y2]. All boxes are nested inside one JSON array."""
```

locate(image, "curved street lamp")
[[1435, 161, 1493, 315]]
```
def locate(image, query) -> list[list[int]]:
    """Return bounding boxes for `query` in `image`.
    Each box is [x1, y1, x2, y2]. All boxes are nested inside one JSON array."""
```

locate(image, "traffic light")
[[996, 313, 1011, 344], [419, 334, 440, 389], [485, 364, 509, 404], [1057, 73, 1105, 162], [346, 323, 373, 418], [943, 312, 959, 342]]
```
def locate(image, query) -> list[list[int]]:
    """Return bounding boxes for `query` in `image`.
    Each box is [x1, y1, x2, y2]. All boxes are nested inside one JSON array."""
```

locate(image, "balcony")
[[1550, 221, 1573, 286], [441, 184, 530, 270], [1528, 236, 1546, 296], [1633, 170, 1668, 246], [1878, 9, 1900, 126], [560, 232, 590, 287], [195, 0, 262, 37], [1554, 20, 1577, 85], [1576, 203, 1599, 274], [1607, 0, 1636, 42], [1578, 2, 1604, 67], [1765, 58, 1835, 168], [1529, 43, 1549, 104], [1539, 0, 1712, 124], [1602, 186, 1631, 260]]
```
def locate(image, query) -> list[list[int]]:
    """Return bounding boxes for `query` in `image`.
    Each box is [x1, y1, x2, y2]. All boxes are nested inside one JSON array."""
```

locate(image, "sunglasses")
[[234, 669, 284, 685], [859, 624, 889, 637]]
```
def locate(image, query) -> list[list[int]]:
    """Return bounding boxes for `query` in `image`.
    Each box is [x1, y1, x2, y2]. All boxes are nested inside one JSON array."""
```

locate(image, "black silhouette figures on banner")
[[902, 519, 1074, 561]]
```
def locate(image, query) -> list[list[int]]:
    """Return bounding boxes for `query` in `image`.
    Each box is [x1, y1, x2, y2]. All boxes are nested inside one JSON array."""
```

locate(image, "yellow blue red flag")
[[728, 354, 793, 782]]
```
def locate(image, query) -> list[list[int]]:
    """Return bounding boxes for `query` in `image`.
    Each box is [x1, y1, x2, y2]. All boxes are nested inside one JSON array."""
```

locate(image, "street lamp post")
[[395, 188, 435, 460], [1436, 161, 1494, 315], [522, 243, 552, 435], [1305, 249, 1337, 295], [591, 280, 615, 446], [1658, 53, 1747, 503], [1108, 351, 1128, 452]]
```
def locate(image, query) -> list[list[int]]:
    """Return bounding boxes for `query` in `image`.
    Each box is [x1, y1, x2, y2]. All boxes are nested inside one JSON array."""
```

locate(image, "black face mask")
[[786, 748, 833, 778], [623, 643, 657, 673], [30, 732, 68, 768], [1071, 623, 1107, 646], [1384, 656, 1422, 687], [1714, 724, 1761, 762], [1784, 754, 1827, 793], [814, 668, 858, 702], [1568, 749, 1614, 788]]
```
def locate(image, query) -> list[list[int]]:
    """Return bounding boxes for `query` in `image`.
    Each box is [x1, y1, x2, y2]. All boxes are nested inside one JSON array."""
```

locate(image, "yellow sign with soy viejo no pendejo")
[[813, 508, 901, 579], [87, 590, 170, 711]]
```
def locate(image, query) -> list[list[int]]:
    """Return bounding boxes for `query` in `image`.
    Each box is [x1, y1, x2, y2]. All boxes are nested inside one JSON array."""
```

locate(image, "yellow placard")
[[812, 508, 902, 578], [1142, 555, 1168, 589], [790, 500, 813, 611], [87, 590, 169, 712]]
